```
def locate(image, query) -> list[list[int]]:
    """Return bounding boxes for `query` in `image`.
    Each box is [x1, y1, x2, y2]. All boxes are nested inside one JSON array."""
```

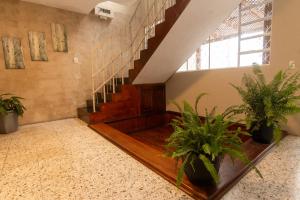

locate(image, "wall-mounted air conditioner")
[[95, 7, 114, 19]]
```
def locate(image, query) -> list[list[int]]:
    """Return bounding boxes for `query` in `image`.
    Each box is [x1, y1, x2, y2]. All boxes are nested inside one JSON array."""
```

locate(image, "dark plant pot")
[[251, 121, 274, 144], [0, 111, 18, 134], [184, 154, 222, 185], [86, 100, 94, 113]]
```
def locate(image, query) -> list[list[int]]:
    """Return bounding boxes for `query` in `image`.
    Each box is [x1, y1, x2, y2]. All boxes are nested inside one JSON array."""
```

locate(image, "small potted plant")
[[231, 66, 300, 144], [166, 94, 261, 186], [0, 94, 26, 134]]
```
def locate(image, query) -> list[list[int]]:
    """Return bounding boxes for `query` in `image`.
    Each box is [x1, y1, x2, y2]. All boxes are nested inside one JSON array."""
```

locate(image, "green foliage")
[[231, 66, 300, 143], [0, 94, 26, 116], [166, 94, 260, 186]]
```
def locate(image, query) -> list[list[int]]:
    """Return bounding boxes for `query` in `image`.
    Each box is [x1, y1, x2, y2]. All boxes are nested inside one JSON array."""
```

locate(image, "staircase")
[[78, 0, 241, 124], [78, 0, 190, 124]]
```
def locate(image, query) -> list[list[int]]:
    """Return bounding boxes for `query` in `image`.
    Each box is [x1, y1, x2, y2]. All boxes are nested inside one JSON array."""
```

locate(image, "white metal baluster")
[[121, 52, 124, 85], [237, 3, 242, 67], [92, 48, 96, 112], [103, 72, 107, 103], [110, 67, 113, 91], [122, 67, 125, 85], [112, 62, 116, 93]]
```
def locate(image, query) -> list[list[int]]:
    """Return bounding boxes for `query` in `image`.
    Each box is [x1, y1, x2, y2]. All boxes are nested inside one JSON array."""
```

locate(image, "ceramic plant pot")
[[184, 154, 222, 185], [251, 121, 274, 144], [0, 111, 18, 134]]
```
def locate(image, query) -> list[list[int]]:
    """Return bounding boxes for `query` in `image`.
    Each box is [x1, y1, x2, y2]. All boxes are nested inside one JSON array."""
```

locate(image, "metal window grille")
[[178, 0, 273, 72]]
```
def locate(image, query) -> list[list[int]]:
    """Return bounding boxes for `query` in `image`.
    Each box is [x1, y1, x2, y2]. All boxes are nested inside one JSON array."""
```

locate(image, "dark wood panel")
[[137, 83, 166, 115], [141, 88, 153, 113]]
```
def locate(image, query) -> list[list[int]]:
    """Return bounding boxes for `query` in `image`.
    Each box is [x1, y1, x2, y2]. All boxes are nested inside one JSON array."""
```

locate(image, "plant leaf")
[[176, 153, 191, 187], [199, 154, 219, 184], [195, 93, 207, 115]]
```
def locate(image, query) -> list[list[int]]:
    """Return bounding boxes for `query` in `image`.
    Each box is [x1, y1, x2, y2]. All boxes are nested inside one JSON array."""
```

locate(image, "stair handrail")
[[92, 0, 176, 112]]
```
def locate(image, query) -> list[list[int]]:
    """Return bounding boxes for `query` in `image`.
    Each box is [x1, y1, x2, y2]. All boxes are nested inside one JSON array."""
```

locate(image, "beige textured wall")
[[0, 0, 129, 124], [166, 0, 300, 135]]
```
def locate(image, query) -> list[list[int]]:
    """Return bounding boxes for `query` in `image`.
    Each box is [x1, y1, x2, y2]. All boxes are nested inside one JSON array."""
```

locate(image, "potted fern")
[[166, 94, 261, 186], [0, 94, 26, 134], [231, 66, 300, 144]]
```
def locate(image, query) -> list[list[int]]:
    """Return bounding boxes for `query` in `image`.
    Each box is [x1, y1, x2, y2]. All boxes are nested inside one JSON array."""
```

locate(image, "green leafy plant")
[[0, 94, 26, 116], [231, 66, 300, 143], [166, 94, 262, 186]]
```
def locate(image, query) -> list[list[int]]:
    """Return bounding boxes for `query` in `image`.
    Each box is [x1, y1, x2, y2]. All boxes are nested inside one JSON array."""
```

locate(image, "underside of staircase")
[[128, 0, 190, 83], [78, 0, 190, 124]]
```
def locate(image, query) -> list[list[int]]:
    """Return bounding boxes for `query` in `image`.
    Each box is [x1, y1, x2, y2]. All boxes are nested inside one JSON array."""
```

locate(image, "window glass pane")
[[240, 35, 264, 52], [241, 21, 264, 37], [241, 30, 264, 39], [187, 52, 196, 71], [210, 37, 238, 69], [177, 62, 187, 72], [200, 44, 209, 70], [240, 52, 263, 67]]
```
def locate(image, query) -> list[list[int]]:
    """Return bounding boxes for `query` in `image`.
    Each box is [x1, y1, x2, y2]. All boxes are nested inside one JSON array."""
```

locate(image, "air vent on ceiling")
[[95, 7, 114, 19]]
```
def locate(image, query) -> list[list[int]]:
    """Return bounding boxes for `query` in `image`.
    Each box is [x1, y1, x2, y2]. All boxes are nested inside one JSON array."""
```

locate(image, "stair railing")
[[91, 0, 177, 112]]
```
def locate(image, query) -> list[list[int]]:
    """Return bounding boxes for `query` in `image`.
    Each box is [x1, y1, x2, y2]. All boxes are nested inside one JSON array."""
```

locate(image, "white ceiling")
[[21, 0, 137, 14]]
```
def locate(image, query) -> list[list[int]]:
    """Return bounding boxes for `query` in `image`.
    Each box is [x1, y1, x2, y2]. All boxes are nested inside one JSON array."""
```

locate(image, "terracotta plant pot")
[[0, 111, 18, 134], [184, 154, 222, 185], [251, 121, 274, 144]]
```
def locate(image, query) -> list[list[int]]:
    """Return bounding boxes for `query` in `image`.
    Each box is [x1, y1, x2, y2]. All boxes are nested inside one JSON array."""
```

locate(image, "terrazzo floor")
[[0, 118, 299, 200]]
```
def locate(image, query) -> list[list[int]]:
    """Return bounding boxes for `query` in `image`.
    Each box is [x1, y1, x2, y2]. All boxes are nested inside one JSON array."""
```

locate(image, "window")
[[177, 0, 273, 72]]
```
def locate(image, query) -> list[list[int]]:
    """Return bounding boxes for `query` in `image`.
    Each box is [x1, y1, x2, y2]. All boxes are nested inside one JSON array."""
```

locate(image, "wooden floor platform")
[[130, 125, 172, 152], [89, 120, 278, 200]]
